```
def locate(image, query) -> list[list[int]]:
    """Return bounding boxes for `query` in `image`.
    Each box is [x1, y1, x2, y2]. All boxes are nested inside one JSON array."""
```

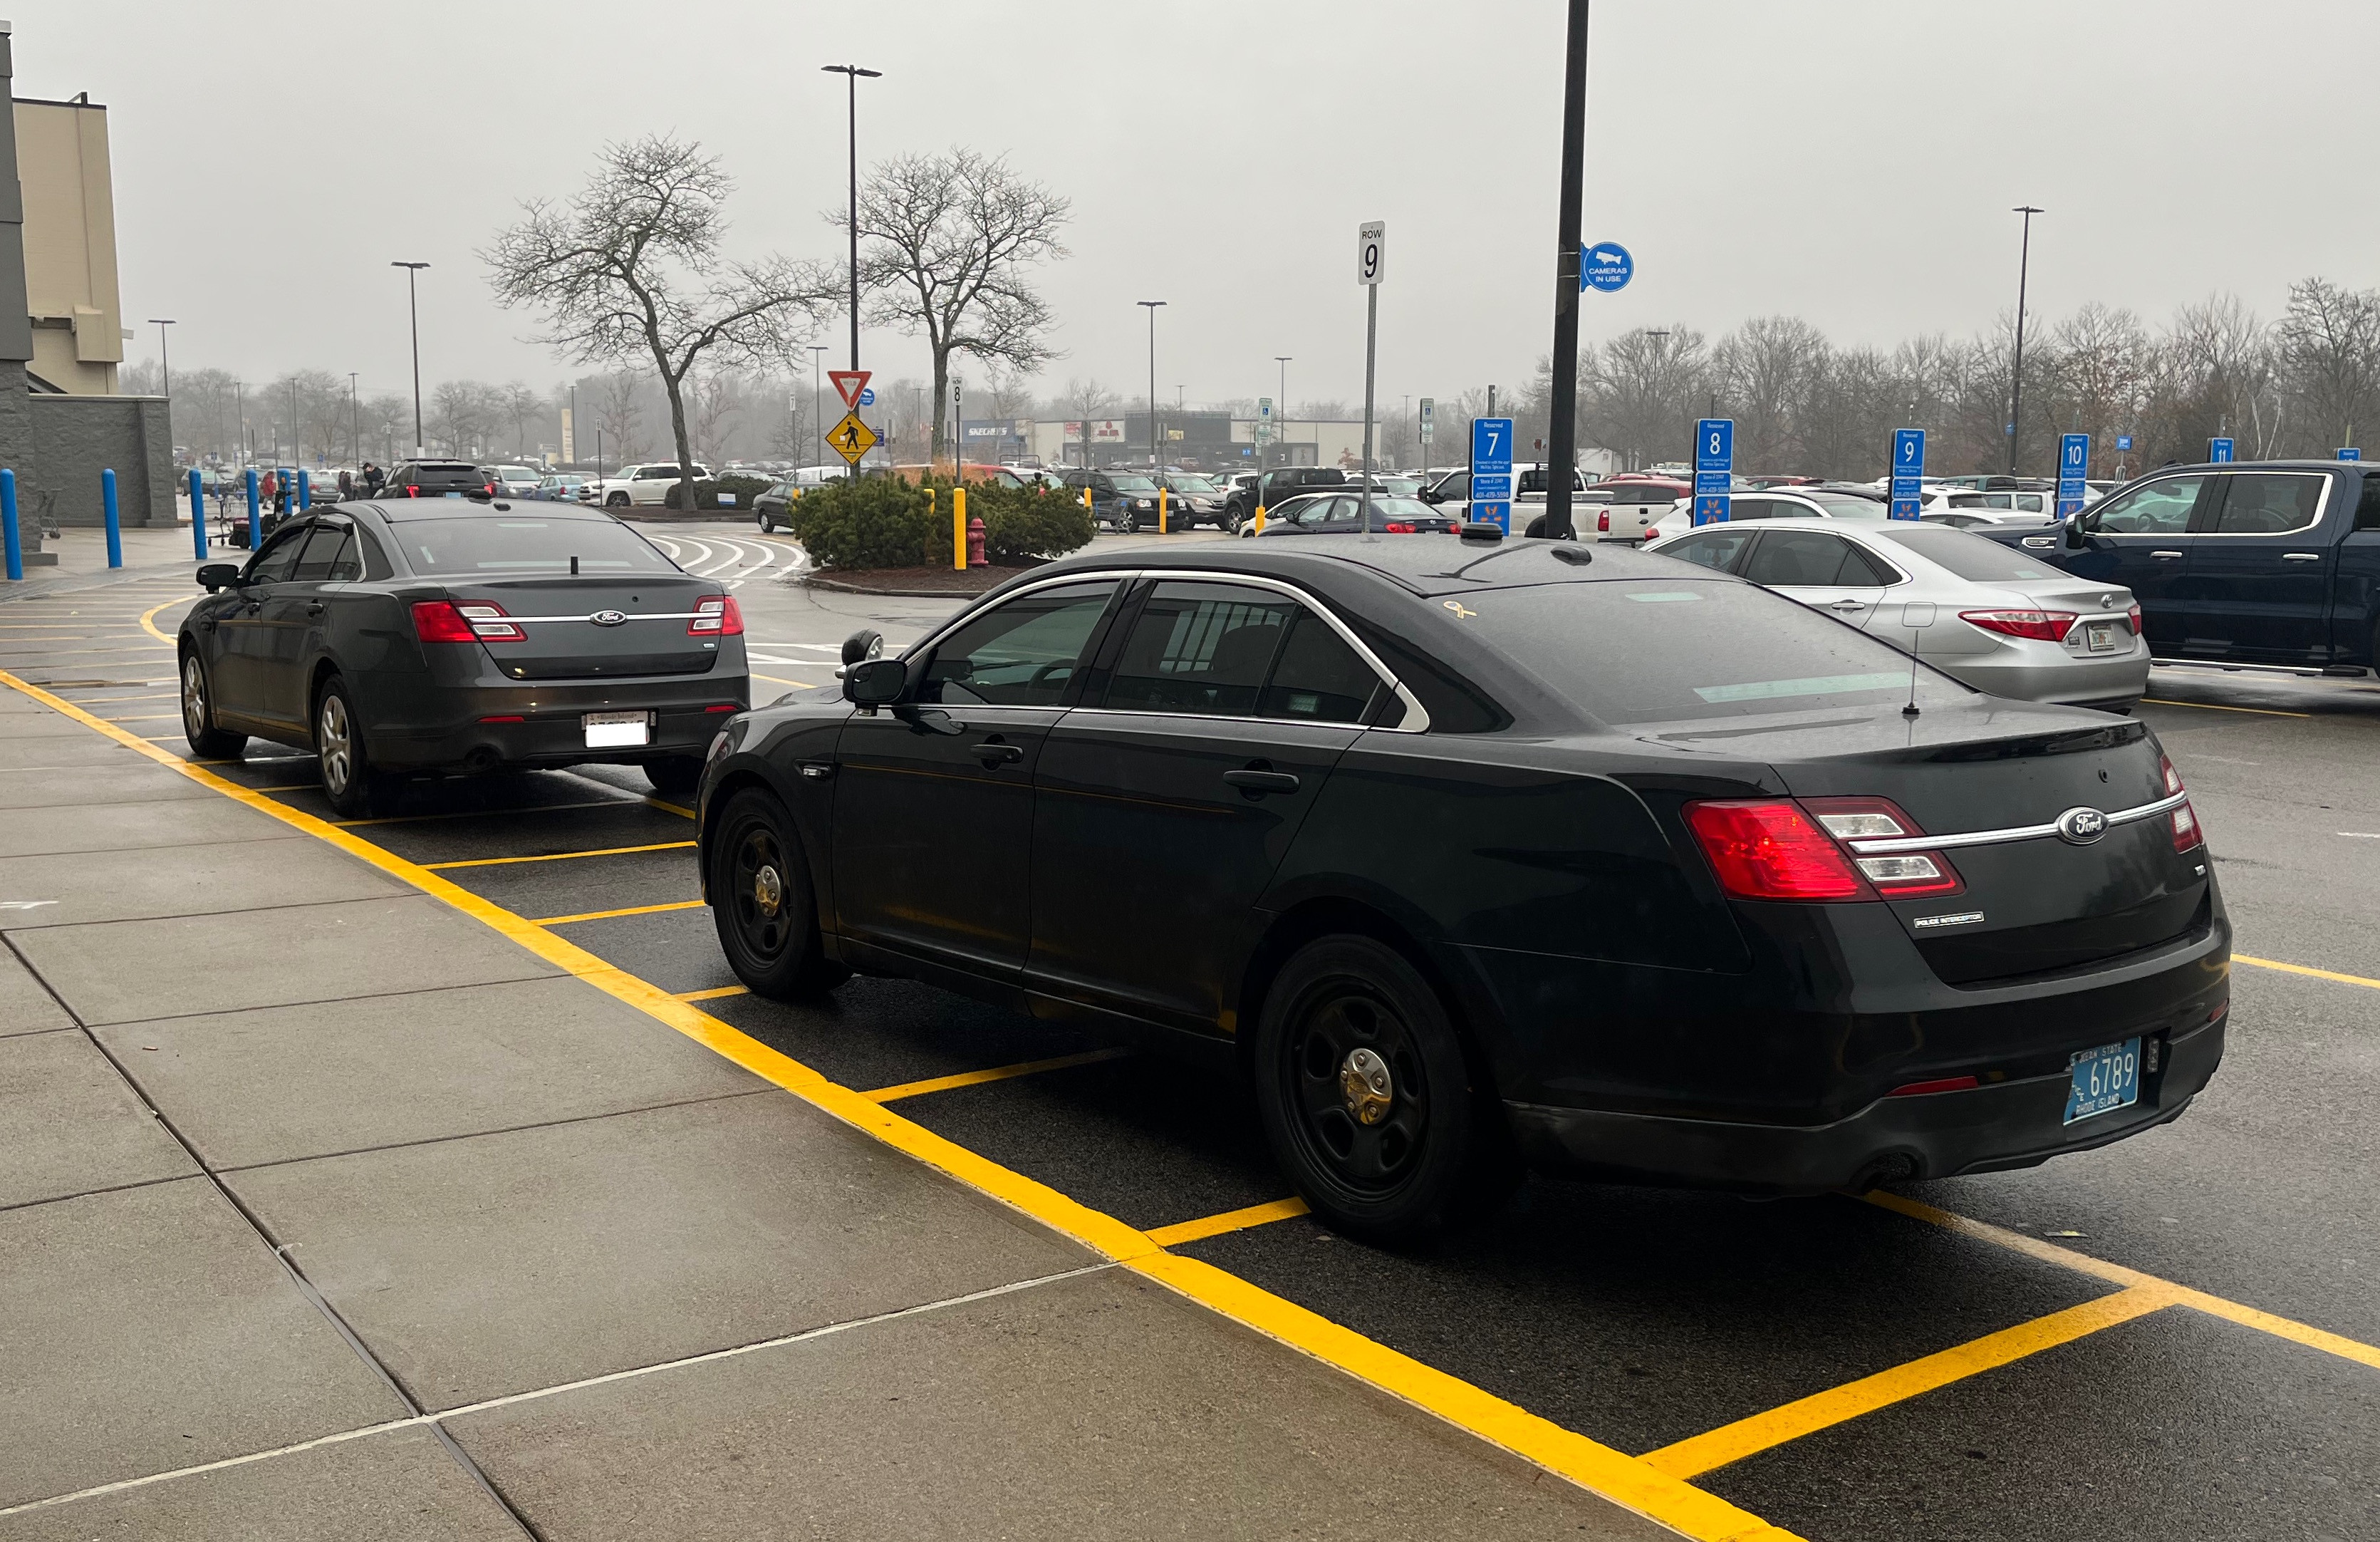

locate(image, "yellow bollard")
[[1081, 485, 1093, 525], [953, 486, 967, 571], [1253, 502, 1267, 534], [1159, 485, 1169, 534]]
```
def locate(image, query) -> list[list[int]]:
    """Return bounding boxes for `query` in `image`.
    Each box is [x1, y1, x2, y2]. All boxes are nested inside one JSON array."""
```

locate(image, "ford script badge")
[[591, 610, 628, 627], [2055, 806, 2109, 844]]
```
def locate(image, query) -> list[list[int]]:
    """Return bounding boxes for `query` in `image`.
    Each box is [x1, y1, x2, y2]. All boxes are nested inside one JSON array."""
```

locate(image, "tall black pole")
[[1139, 301, 1164, 474], [1544, 0, 1589, 540], [821, 66, 878, 373], [393, 262, 428, 457], [2008, 205, 2040, 477]]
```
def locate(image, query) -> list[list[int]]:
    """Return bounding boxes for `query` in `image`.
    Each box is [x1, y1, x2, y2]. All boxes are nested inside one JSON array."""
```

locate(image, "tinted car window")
[[397, 518, 677, 576], [289, 525, 353, 581], [1259, 611, 1378, 723], [1742, 530, 1878, 587], [1878, 524, 2069, 582], [1464, 579, 1962, 725], [246, 527, 308, 584], [1661, 530, 1755, 571], [2358, 475, 2380, 531], [2211, 472, 2324, 534], [1432, 471, 1471, 500], [2085, 475, 2201, 534], [1806, 495, 1888, 520], [919, 581, 1118, 708], [1104, 581, 1296, 717], [1727, 498, 1774, 521]]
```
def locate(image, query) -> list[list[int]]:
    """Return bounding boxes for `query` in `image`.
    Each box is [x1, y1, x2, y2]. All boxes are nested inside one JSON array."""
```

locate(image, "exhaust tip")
[[1846, 1152, 1921, 1194], [462, 745, 504, 775]]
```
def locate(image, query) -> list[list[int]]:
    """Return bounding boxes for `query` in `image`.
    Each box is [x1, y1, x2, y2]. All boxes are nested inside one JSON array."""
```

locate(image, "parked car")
[[177, 500, 747, 816], [1983, 459, 2380, 673], [380, 460, 497, 500], [1418, 462, 1589, 526], [1647, 486, 1893, 542], [697, 534, 2226, 1241], [1154, 471, 1232, 529], [490, 464, 543, 499], [1242, 491, 1457, 536], [535, 473, 591, 503], [1650, 517, 2148, 709], [1222, 467, 1346, 529], [1060, 468, 1175, 532], [589, 462, 714, 509]]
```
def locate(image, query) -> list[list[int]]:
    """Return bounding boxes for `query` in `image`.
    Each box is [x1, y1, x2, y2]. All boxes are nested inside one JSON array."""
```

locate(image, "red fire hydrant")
[[966, 514, 988, 567]]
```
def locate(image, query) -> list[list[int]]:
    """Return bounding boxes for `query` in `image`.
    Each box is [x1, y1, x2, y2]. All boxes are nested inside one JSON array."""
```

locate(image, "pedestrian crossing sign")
[[828, 411, 878, 465]]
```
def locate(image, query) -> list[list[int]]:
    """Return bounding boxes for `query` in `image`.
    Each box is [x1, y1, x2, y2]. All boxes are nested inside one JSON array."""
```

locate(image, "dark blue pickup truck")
[[1988, 459, 2380, 673]]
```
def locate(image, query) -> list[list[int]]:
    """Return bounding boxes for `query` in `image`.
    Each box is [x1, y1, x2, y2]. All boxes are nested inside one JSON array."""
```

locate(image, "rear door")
[[212, 525, 311, 723], [1029, 579, 1371, 1028], [2180, 469, 2337, 662], [2061, 473, 2214, 654], [1740, 528, 1895, 628]]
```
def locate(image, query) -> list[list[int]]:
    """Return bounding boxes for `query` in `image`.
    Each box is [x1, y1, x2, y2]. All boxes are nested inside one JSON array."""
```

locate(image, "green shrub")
[[662, 472, 774, 510], [783, 475, 940, 569], [970, 482, 1095, 564]]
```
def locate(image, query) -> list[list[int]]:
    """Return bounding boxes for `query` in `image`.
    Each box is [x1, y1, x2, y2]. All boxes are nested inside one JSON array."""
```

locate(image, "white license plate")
[[2086, 621, 2119, 652], [2064, 1037, 2142, 1124], [583, 711, 650, 748]]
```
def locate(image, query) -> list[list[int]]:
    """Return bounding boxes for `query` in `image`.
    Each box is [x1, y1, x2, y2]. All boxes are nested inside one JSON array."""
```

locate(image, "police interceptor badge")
[[1912, 911, 1985, 929]]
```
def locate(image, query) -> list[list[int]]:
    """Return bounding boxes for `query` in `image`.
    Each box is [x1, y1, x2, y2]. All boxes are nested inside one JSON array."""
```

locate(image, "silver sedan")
[[1646, 517, 2149, 710]]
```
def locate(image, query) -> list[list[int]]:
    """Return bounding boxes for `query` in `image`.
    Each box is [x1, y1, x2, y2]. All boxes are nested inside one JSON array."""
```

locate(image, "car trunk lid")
[[447, 576, 729, 680]]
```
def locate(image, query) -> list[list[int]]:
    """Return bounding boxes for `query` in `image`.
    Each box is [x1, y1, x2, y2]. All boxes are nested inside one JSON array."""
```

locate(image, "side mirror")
[[844, 656, 906, 705], [2063, 517, 2087, 550], [197, 562, 241, 592], [1418, 487, 1442, 504], [841, 628, 884, 666]]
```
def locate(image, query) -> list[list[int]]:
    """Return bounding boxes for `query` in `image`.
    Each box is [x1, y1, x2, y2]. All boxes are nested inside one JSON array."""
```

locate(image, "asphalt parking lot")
[[6, 517, 2379, 1541]]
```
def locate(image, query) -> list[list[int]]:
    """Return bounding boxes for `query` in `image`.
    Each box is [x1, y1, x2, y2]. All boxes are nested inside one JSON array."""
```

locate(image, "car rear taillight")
[[1597, 510, 1610, 532], [410, 601, 478, 643], [1682, 800, 1866, 901], [690, 595, 744, 636], [455, 602, 523, 641], [1383, 522, 1416, 533], [1888, 1075, 1980, 1097], [1959, 608, 2079, 642], [2126, 604, 2143, 635], [1804, 795, 1964, 896], [2163, 754, 2203, 852]]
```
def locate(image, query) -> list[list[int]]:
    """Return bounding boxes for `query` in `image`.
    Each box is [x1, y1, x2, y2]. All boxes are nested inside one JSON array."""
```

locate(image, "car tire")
[[313, 675, 398, 818], [606, 492, 630, 509], [1251, 934, 1516, 1245], [179, 651, 246, 760], [756, 509, 776, 534], [645, 755, 702, 795], [708, 785, 848, 999]]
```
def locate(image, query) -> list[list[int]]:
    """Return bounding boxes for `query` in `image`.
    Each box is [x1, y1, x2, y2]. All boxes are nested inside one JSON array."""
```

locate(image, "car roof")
[[348, 497, 619, 524], [1034, 532, 1683, 598]]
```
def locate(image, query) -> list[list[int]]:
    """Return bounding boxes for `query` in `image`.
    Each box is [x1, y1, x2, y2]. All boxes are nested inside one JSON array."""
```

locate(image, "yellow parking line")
[[140, 599, 187, 646], [332, 796, 645, 828], [753, 673, 817, 688], [0, 663, 1804, 1542], [530, 899, 705, 926], [249, 783, 317, 793], [645, 795, 696, 819], [1641, 1284, 2180, 1479], [423, 839, 698, 871], [2142, 695, 2310, 719], [2235, 953, 2380, 990], [674, 984, 749, 1002], [1866, 1192, 2380, 1373], [862, 1047, 1131, 1103], [1146, 1197, 1311, 1248]]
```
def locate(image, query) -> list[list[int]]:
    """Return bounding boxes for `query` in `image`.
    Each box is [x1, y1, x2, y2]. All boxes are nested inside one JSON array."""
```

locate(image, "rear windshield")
[[1462, 578, 1965, 725], [396, 517, 679, 576], [1807, 495, 1888, 519], [1877, 524, 2070, 583], [402, 464, 487, 490]]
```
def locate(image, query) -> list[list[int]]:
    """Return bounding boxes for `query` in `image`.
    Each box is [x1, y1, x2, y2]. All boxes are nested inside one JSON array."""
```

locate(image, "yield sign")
[[828, 370, 872, 411], [827, 411, 878, 465]]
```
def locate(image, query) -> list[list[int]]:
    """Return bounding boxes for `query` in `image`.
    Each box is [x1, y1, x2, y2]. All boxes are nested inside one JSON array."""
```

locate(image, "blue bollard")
[[189, 468, 207, 558], [245, 467, 261, 549], [1, 469, 19, 581], [298, 469, 311, 512], [102, 468, 123, 568]]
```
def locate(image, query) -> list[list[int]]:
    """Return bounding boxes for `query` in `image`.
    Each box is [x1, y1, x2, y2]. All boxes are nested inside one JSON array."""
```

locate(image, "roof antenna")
[[1901, 601, 1935, 717]]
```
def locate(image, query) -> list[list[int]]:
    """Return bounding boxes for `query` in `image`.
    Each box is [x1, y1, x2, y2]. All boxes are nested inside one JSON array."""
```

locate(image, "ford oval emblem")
[[591, 610, 628, 627], [2055, 806, 2109, 844]]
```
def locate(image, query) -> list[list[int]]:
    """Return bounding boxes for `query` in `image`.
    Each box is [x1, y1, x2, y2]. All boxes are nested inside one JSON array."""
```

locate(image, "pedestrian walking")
[[259, 468, 279, 510], [338, 469, 354, 499], [362, 461, 385, 495]]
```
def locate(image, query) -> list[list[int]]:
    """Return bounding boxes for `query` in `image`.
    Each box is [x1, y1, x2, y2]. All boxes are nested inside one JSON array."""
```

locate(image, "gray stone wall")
[[18, 393, 177, 527]]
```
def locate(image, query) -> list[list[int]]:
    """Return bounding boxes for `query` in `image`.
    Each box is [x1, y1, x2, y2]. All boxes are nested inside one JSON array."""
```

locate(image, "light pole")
[[348, 372, 358, 469], [1543, 0, 1589, 539], [2008, 205, 2041, 477], [146, 319, 175, 397], [1138, 301, 1165, 473], [234, 380, 246, 464], [1274, 356, 1292, 466], [391, 262, 430, 456], [1644, 330, 1671, 472], [809, 343, 828, 465], [821, 64, 881, 373]]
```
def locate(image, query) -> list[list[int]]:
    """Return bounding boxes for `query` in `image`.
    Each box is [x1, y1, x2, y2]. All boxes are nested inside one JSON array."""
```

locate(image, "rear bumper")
[[368, 676, 747, 771], [1940, 648, 2150, 705], [1509, 1016, 2223, 1194]]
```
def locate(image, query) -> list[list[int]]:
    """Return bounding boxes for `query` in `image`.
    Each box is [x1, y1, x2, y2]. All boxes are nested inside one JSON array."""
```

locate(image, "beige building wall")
[[14, 96, 120, 394]]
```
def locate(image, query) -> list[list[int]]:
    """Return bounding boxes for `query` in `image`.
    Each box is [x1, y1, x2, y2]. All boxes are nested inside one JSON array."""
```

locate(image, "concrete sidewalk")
[[0, 683, 1670, 1539]]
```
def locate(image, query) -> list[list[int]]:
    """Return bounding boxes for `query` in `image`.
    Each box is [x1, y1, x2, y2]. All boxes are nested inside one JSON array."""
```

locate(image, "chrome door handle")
[[305, 602, 326, 616], [2150, 550, 2186, 559], [2281, 552, 2322, 562]]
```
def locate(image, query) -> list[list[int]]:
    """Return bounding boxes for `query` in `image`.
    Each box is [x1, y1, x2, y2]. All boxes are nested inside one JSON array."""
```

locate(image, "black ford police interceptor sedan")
[[178, 500, 748, 816], [694, 532, 2228, 1241]]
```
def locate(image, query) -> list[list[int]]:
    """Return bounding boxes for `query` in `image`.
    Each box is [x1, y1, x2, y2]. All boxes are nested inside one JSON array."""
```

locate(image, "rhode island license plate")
[[2086, 621, 2119, 652], [582, 711, 650, 748], [2064, 1037, 2142, 1124]]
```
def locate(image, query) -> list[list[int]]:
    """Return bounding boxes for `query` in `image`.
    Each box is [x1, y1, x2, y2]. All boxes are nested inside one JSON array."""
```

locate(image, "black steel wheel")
[[180, 651, 246, 760], [1252, 934, 1514, 1244], [707, 786, 847, 999]]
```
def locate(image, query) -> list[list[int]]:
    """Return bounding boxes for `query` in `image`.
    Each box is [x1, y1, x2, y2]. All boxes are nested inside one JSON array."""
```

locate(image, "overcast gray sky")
[[19, 0, 2380, 410]]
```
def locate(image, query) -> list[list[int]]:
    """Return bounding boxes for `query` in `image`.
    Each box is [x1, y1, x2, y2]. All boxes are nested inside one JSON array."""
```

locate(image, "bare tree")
[[1582, 326, 1708, 470], [1056, 378, 1118, 467], [593, 370, 646, 466], [494, 381, 542, 457], [687, 372, 742, 467], [2275, 278, 2380, 453], [1713, 316, 1826, 472], [848, 148, 1070, 467], [487, 134, 835, 515]]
